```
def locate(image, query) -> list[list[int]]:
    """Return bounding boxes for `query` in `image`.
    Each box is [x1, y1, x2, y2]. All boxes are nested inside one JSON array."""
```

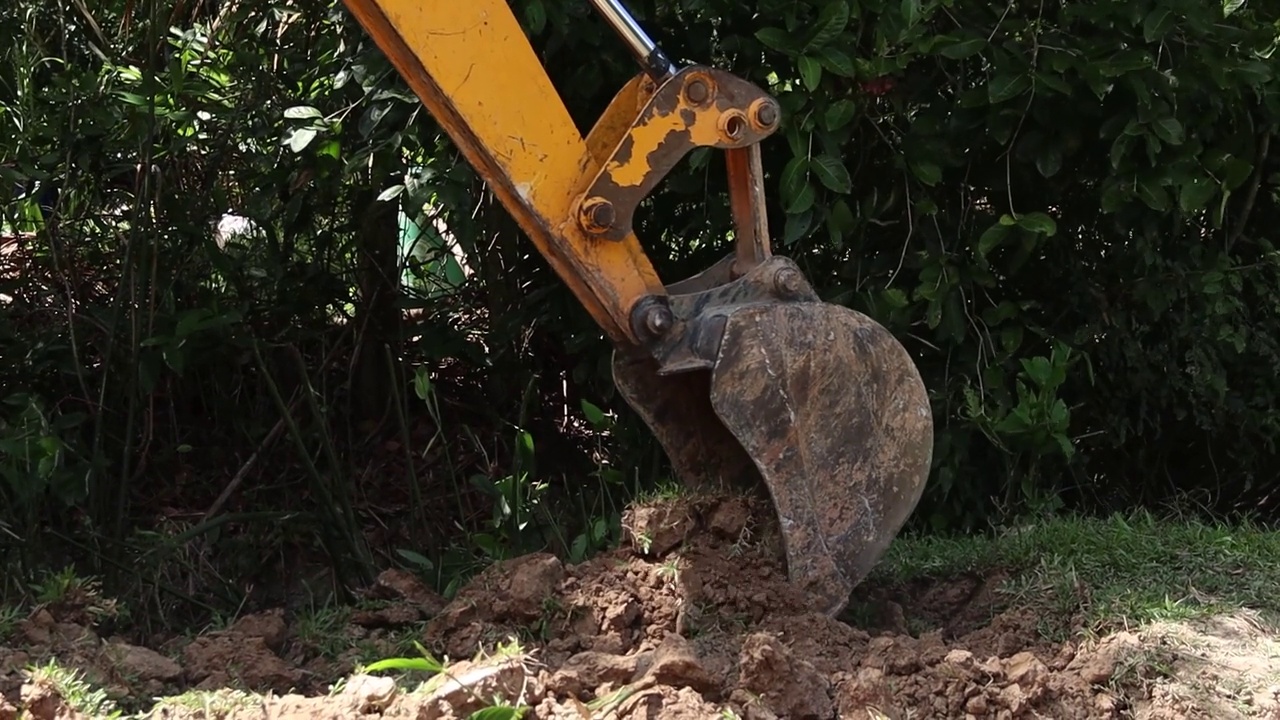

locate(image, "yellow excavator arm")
[[341, 0, 934, 616]]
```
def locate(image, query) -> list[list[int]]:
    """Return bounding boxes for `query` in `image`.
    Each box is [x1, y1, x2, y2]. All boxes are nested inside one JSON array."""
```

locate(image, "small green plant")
[[294, 605, 354, 660], [961, 340, 1084, 515], [633, 531, 654, 555], [0, 604, 21, 640], [362, 640, 445, 676], [657, 557, 681, 585], [24, 660, 121, 718], [32, 565, 90, 606], [28, 566, 124, 625], [362, 639, 531, 719], [149, 688, 260, 716]]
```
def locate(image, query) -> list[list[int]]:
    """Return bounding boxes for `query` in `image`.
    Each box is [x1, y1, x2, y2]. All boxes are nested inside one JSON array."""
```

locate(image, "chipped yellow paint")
[[605, 91, 747, 189], [340, 0, 666, 344]]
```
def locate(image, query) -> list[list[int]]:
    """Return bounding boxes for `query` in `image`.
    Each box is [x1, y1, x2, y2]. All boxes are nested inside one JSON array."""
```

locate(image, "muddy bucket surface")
[[614, 296, 933, 616]]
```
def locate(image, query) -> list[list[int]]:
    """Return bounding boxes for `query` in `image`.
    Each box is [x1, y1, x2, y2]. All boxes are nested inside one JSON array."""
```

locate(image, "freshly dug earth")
[[3, 494, 1277, 719]]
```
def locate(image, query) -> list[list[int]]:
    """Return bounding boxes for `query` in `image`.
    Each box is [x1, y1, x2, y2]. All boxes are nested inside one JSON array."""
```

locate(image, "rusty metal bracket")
[[575, 66, 781, 242], [628, 254, 818, 373]]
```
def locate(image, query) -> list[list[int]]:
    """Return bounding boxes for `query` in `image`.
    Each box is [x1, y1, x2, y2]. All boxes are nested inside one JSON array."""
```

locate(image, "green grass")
[[866, 509, 1280, 633], [24, 660, 123, 719]]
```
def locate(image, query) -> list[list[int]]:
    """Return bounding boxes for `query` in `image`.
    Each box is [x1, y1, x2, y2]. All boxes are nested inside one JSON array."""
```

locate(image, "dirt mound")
[[416, 493, 1126, 719], [6, 493, 1275, 719]]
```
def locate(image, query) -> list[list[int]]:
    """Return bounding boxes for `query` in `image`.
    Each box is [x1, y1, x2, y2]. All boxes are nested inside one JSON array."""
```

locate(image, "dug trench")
[[2, 493, 1273, 719]]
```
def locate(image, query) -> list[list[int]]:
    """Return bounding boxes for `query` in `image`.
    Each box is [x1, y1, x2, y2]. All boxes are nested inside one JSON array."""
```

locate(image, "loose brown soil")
[[2, 494, 1277, 719]]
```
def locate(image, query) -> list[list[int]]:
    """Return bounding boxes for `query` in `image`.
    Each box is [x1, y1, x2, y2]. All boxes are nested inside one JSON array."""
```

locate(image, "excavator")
[[340, 0, 934, 616]]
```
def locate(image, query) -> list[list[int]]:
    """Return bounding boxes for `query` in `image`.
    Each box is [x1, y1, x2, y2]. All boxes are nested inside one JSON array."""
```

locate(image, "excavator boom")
[[341, 0, 934, 615]]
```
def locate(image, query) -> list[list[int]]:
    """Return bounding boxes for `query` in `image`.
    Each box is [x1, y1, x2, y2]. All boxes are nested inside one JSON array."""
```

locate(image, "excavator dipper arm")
[[341, 0, 662, 344]]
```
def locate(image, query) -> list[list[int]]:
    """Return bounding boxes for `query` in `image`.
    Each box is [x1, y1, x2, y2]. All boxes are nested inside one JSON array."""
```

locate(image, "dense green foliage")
[[1, 0, 1277, 620]]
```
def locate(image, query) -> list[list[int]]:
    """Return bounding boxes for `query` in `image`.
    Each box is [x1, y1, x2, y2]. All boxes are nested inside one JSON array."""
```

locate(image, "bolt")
[[643, 304, 674, 336], [685, 79, 710, 105], [754, 101, 779, 128], [773, 267, 806, 299], [579, 197, 615, 233]]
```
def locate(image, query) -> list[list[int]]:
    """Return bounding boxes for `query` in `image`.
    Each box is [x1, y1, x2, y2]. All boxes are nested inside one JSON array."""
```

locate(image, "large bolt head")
[[643, 304, 674, 336], [685, 78, 710, 104], [754, 100, 779, 128], [579, 197, 616, 234], [772, 267, 806, 299]]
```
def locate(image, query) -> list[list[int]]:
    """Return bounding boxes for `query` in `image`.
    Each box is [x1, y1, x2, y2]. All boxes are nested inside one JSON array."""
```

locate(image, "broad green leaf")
[[1136, 179, 1170, 211], [939, 38, 986, 59], [882, 288, 909, 309], [1034, 71, 1073, 96], [1036, 148, 1062, 178], [526, 0, 547, 34], [780, 154, 810, 204], [901, 0, 921, 26], [805, 2, 850, 50], [755, 27, 793, 52], [977, 223, 1009, 257], [824, 99, 857, 131], [926, 295, 943, 328], [783, 209, 814, 244], [909, 160, 942, 186], [1021, 356, 1053, 387], [1142, 8, 1173, 42], [1221, 156, 1253, 189], [798, 55, 823, 90], [1002, 326, 1024, 354], [828, 198, 856, 235], [364, 655, 443, 674], [1223, 0, 1246, 16], [287, 127, 317, 153], [1236, 61, 1272, 84], [988, 73, 1031, 103], [318, 139, 340, 159], [818, 46, 857, 77], [1100, 181, 1127, 213], [812, 154, 853, 193], [377, 184, 405, 202], [283, 105, 322, 120], [1178, 177, 1216, 212], [396, 549, 433, 570], [1110, 135, 1131, 170], [785, 181, 816, 214], [580, 399, 606, 427], [1016, 212, 1057, 236], [1151, 118, 1184, 145], [115, 91, 150, 106], [1098, 50, 1151, 77]]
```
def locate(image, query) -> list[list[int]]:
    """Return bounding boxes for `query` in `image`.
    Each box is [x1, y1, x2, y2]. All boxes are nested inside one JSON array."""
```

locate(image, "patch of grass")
[[0, 603, 21, 640], [633, 479, 687, 503], [25, 659, 122, 718], [870, 510, 1280, 633], [148, 688, 261, 716], [293, 604, 354, 660]]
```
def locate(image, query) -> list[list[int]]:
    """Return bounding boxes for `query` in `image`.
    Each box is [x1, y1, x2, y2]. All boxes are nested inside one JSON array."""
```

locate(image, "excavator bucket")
[[613, 256, 934, 617]]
